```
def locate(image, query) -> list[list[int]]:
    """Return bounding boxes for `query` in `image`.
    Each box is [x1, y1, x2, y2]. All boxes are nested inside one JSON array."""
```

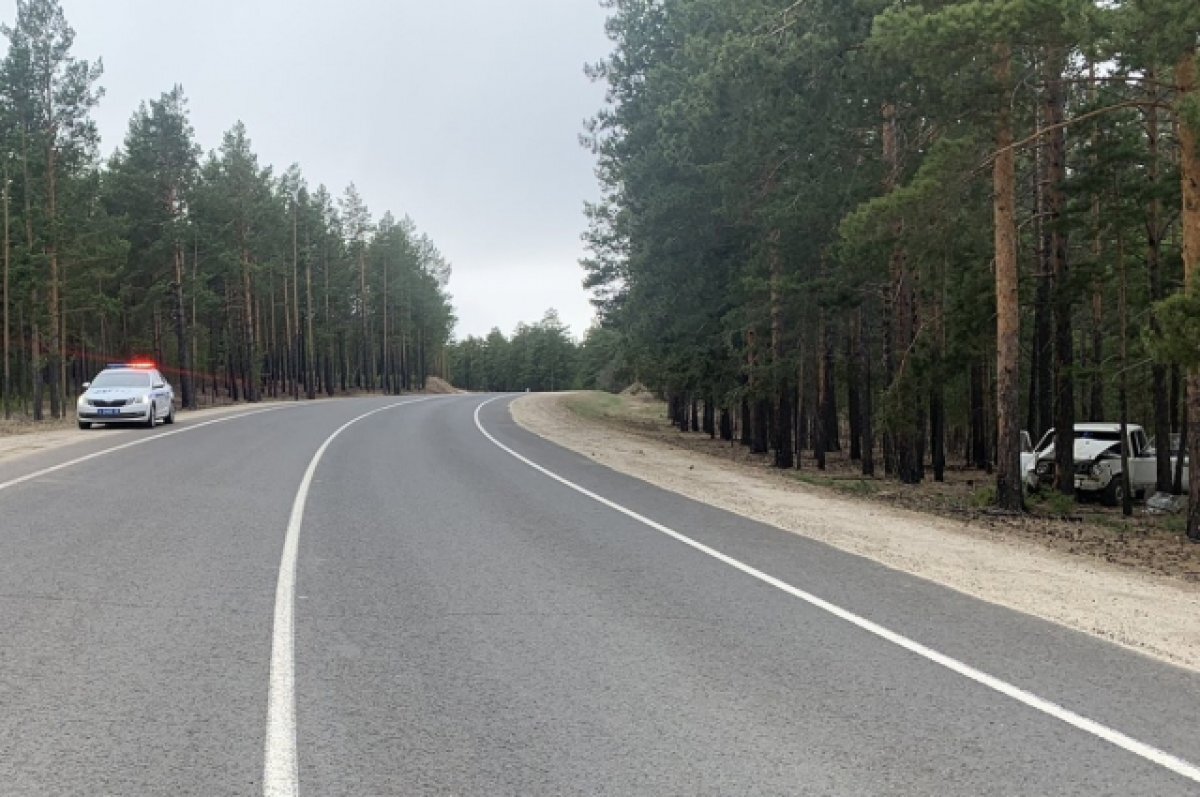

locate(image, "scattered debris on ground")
[[1147, 492, 1187, 515]]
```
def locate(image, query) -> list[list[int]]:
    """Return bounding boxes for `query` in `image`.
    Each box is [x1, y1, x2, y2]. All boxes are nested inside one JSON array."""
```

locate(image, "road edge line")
[[473, 395, 1200, 786]]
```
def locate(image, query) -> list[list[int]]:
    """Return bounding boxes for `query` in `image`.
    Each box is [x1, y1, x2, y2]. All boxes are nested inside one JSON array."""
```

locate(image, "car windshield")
[[1076, 430, 1121, 442], [90, 371, 151, 388]]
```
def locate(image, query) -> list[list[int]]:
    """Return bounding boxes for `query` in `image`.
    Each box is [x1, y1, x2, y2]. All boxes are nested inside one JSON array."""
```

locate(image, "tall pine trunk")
[[173, 243, 194, 409], [31, 292, 42, 420], [305, 232, 316, 401], [382, 253, 391, 395], [1118, 221, 1134, 516], [813, 320, 828, 471], [858, 308, 875, 476], [1045, 48, 1074, 498], [292, 208, 302, 401], [770, 230, 793, 468], [242, 247, 259, 402], [846, 314, 862, 461], [740, 394, 751, 446], [883, 101, 919, 482], [2, 173, 9, 420], [1032, 91, 1053, 438], [993, 44, 1023, 511], [821, 324, 840, 453], [1177, 50, 1200, 540], [930, 274, 946, 483], [1088, 64, 1105, 423], [45, 124, 61, 419], [1146, 80, 1172, 493], [359, 249, 371, 391]]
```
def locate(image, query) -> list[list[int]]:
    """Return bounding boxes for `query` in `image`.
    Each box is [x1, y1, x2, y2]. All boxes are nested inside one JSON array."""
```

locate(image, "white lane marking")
[[0, 405, 296, 494], [473, 395, 1200, 786], [263, 396, 439, 797]]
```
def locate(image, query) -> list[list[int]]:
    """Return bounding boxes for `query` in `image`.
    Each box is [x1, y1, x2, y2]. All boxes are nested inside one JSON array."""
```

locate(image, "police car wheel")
[[77, 420, 91, 430], [163, 404, 174, 425], [144, 405, 156, 429]]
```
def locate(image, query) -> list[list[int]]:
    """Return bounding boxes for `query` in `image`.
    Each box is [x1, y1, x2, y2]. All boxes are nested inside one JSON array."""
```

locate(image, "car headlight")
[[128, 395, 146, 405]]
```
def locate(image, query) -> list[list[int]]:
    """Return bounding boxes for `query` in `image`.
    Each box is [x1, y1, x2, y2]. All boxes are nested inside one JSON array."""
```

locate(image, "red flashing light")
[[106, 361, 157, 369]]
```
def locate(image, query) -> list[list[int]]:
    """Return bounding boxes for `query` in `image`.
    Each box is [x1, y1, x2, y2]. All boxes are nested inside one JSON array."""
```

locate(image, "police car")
[[76, 362, 176, 430]]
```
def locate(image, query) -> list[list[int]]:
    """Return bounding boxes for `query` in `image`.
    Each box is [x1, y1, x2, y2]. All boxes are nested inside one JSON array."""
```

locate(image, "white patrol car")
[[76, 363, 175, 430]]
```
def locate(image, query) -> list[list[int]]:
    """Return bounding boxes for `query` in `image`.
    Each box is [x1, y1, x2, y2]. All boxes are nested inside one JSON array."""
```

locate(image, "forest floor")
[[512, 390, 1200, 671]]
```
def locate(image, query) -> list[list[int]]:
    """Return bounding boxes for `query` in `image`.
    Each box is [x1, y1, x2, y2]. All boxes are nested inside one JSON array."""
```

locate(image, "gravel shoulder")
[[0, 400, 300, 466], [511, 391, 1200, 672]]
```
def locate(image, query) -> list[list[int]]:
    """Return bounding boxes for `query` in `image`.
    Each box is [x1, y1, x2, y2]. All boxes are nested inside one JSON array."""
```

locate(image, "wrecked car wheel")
[[1103, 479, 1124, 508]]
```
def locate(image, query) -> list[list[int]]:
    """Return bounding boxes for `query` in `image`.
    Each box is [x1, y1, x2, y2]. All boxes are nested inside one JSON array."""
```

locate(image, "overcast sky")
[[0, 0, 612, 340]]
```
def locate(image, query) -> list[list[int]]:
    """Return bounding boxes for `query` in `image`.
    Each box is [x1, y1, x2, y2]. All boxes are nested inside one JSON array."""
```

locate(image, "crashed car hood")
[[1072, 438, 1121, 462], [1035, 437, 1123, 463]]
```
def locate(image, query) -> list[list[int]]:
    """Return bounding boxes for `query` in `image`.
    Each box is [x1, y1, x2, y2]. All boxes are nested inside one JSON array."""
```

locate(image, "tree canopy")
[[0, 0, 457, 420]]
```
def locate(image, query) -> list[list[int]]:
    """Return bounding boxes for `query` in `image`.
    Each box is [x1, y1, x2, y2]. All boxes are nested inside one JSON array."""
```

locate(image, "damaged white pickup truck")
[[1022, 423, 1190, 506]]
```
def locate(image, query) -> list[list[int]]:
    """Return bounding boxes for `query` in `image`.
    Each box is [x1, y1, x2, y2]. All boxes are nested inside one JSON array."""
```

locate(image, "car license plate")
[[98, 408, 118, 416]]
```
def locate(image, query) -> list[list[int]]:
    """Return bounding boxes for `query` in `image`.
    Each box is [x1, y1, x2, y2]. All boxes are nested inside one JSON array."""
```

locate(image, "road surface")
[[0, 395, 1198, 795]]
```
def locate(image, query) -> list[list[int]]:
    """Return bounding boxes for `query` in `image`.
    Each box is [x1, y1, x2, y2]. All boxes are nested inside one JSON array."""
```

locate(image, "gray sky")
[[1, 0, 611, 341]]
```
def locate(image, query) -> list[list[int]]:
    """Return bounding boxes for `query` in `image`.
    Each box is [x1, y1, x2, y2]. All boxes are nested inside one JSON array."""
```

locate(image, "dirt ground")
[[511, 390, 1200, 672], [424, 376, 464, 394]]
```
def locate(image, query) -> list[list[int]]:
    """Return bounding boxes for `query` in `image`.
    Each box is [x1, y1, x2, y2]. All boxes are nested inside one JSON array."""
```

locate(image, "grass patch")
[[563, 390, 668, 427], [837, 479, 880, 497], [792, 471, 880, 498], [1161, 514, 1190, 536], [563, 391, 623, 421], [1090, 514, 1134, 534], [969, 485, 997, 509], [1028, 490, 1077, 517], [793, 472, 835, 488]]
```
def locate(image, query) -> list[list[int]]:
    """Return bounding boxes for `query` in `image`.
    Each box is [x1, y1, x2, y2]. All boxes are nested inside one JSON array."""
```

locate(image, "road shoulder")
[[0, 400, 301, 466], [511, 392, 1200, 672]]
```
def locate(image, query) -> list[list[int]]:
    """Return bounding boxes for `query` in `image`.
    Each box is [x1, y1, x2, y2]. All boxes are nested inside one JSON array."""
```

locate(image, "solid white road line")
[[262, 396, 439, 797], [473, 395, 1200, 786], [0, 405, 296, 495]]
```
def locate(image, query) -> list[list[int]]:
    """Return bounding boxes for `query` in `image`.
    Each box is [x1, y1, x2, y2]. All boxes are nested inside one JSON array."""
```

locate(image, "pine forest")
[[0, 0, 456, 425], [566, 1, 1200, 534]]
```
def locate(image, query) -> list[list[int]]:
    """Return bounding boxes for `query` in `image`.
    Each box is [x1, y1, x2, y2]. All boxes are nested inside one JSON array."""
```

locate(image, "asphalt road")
[[1, 394, 1199, 795]]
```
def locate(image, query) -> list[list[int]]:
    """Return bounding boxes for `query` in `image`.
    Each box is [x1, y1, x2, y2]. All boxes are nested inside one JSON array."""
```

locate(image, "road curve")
[[0, 394, 1197, 795]]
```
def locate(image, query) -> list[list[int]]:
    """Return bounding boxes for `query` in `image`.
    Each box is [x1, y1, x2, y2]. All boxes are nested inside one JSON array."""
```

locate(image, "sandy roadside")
[[511, 392, 1200, 672], [0, 400, 303, 466]]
